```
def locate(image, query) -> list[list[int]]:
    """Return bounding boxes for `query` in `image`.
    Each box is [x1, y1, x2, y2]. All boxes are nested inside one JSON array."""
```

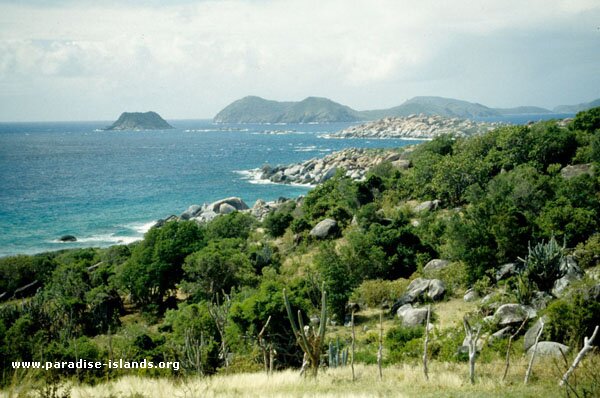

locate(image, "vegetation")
[[1, 107, 599, 395]]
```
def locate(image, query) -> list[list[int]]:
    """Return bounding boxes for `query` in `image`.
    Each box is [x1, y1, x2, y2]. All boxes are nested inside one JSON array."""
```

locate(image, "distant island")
[[213, 96, 361, 123], [104, 111, 174, 130], [213, 95, 599, 123]]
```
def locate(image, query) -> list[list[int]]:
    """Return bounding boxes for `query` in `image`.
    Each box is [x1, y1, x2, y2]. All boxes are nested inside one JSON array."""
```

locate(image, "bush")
[[574, 233, 600, 269], [385, 325, 424, 363], [263, 211, 293, 237], [351, 279, 408, 308], [206, 212, 256, 241], [543, 285, 600, 349]]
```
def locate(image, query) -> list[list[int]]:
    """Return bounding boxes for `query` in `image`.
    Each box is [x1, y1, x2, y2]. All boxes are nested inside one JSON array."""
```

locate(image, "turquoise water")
[[0, 120, 418, 257]]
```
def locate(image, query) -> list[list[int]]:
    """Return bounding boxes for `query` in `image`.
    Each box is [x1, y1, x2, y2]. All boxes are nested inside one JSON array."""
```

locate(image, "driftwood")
[[463, 316, 482, 384], [560, 325, 599, 387], [502, 317, 528, 381], [524, 319, 544, 384], [423, 304, 431, 381]]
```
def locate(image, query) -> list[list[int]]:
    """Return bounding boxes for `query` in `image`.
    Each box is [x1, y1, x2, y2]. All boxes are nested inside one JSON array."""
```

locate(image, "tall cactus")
[[283, 284, 327, 378]]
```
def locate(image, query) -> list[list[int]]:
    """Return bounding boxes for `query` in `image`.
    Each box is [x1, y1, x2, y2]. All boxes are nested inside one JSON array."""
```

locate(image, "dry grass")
[[32, 360, 561, 398]]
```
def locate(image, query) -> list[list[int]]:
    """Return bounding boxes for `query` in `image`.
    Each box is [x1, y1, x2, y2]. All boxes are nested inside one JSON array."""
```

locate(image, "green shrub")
[[543, 285, 600, 349], [263, 211, 293, 237], [385, 325, 424, 362], [351, 279, 408, 308], [574, 233, 600, 269]]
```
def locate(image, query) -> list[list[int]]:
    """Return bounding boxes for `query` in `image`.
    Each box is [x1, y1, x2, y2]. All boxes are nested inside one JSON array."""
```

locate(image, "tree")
[[118, 220, 205, 310], [183, 239, 256, 301]]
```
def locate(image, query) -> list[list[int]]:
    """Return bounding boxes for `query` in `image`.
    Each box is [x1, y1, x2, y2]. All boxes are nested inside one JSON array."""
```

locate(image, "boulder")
[[396, 303, 413, 318], [463, 288, 479, 302], [560, 164, 594, 180], [180, 204, 202, 220], [423, 259, 450, 272], [494, 304, 537, 326], [393, 278, 446, 310], [209, 197, 249, 212], [527, 341, 570, 358], [427, 279, 446, 301], [405, 278, 431, 299], [320, 167, 338, 182], [391, 159, 410, 170], [59, 235, 77, 242], [309, 218, 338, 239], [524, 317, 547, 351], [218, 203, 237, 214], [491, 326, 512, 341], [496, 263, 518, 281], [399, 307, 430, 327], [413, 200, 440, 212]]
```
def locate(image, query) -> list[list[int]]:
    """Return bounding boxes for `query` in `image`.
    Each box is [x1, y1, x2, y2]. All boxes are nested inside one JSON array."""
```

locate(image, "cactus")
[[283, 284, 327, 378]]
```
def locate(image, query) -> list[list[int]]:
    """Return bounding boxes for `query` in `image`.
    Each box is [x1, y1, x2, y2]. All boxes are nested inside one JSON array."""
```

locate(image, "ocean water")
[[0, 120, 418, 257]]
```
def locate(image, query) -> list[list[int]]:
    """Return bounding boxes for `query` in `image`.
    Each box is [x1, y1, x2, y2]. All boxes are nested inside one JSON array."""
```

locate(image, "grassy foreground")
[[5, 359, 569, 398]]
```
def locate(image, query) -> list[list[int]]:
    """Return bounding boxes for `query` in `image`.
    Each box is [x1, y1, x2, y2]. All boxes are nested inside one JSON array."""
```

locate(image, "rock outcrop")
[[494, 304, 537, 326], [322, 115, 502, 140], [396, 304, 430, 327], [245, 148, 408, 185]]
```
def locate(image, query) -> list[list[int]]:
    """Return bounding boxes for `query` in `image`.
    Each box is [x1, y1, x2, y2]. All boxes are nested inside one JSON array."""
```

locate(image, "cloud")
[[0, 0, 598, 120]]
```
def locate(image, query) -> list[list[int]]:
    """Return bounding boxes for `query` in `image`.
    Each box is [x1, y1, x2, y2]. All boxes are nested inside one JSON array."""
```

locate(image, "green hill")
[[214, 95, 590, 123], [361, 96, 501, 119], [213, 96, 361, 123]]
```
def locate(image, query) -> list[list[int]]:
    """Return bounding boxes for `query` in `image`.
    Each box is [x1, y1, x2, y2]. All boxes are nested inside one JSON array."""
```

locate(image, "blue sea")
[[0, 120, 420, 257], [0, 114, 572, 258]]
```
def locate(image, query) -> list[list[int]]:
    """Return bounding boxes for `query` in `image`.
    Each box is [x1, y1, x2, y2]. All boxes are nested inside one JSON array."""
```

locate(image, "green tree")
[[183, 239, 256, 301], [118, 221, 205, 310]]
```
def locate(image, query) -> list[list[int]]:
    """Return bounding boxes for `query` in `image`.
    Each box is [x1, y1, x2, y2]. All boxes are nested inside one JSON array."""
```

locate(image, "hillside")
[[105, 111, 174, 130], [494, 106, 552, 115], [553, 98, 600, 113], [213, 96, 362, 123], [214, 95, 580, 123], [362, 96, 501, 119]]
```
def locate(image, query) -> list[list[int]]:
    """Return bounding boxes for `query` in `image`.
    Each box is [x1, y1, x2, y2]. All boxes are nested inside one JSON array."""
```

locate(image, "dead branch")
[[560, 325, 599, 387]]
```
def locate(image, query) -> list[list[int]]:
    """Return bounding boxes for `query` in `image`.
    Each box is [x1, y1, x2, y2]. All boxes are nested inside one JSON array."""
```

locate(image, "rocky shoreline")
[[321, 114, 503, 139], [241, 147, 411, 186], [154, 147, 412, 225]]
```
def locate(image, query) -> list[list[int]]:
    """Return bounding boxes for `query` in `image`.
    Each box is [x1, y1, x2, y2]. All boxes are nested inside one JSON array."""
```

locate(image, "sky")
[[0, 0, 599, 122]]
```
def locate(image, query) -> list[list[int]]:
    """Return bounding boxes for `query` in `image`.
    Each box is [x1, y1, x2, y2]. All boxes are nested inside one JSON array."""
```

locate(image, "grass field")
[[4, 358, 577, 398]]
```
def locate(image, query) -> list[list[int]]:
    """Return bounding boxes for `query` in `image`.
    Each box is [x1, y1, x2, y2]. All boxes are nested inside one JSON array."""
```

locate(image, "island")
[[214, 95, 593, 123], [104, 111, 174, 131]]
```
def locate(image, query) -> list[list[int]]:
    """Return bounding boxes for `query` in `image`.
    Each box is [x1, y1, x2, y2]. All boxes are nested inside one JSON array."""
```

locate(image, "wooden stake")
[[423, 304, 431, 381], [463, 316, 481, 385], [377, 311, 383, 380], [524, 319, 544, 385], [351, 310, 356, 382], [502, 318, 528, 381]]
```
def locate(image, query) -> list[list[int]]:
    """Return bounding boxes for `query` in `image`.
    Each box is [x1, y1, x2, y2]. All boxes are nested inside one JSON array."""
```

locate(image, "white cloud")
[[0, 0, 598, 120]]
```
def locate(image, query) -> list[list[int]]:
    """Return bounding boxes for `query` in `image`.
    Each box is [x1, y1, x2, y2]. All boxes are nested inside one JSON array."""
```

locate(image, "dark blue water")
[[0, 120, 418, 257]]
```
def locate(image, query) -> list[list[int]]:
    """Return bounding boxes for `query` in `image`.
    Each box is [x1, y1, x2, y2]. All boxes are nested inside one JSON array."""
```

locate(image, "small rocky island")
[[104, 111, 174, 131]]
